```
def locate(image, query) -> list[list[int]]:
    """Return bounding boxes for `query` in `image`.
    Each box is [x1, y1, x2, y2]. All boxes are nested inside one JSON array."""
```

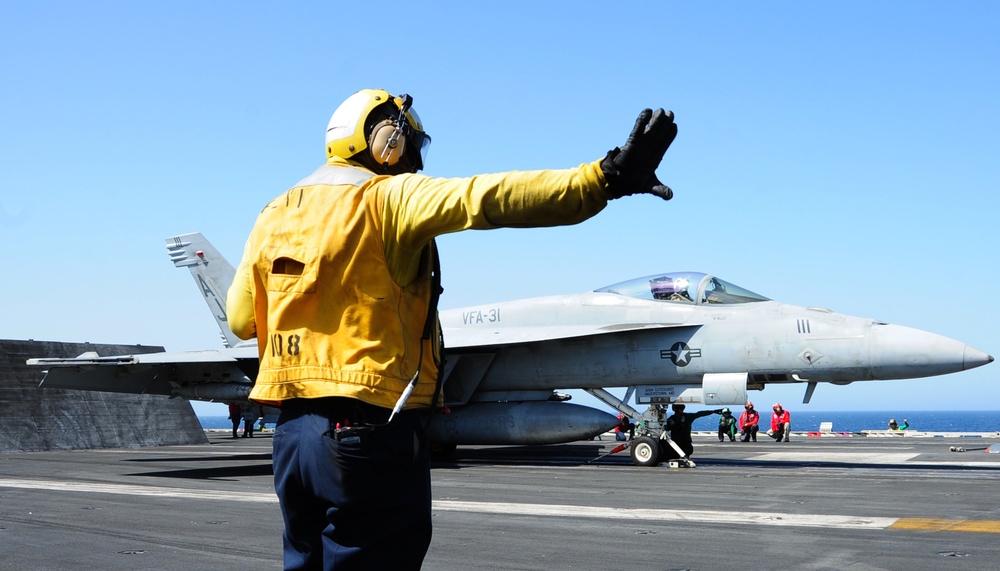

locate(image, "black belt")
[[281, 397, 394, 426]]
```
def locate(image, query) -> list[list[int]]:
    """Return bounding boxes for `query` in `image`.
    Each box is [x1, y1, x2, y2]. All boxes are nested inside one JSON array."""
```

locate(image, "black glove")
[[602, 108, 678, 200], [715, 409, 725, 414]]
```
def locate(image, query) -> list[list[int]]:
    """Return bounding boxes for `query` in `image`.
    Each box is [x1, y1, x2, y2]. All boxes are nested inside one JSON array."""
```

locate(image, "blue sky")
[[2, 2, 997, 416]]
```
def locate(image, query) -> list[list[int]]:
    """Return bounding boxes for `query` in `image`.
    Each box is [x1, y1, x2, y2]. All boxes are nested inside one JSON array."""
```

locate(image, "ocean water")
[[202, 416, 262, 430], [197, 410, 1000, 433], [690, 410, 999, 433]]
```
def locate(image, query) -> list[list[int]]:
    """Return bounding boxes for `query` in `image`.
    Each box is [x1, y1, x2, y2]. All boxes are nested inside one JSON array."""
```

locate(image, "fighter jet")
[[29, 233, 993, 466]]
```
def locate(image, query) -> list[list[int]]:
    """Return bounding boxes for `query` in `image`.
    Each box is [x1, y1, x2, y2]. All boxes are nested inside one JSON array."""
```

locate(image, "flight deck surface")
[[2, 432, 999, 570]]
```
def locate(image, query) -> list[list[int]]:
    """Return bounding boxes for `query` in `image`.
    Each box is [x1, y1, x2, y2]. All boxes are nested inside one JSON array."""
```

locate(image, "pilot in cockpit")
[[650, 276, 693, 302]]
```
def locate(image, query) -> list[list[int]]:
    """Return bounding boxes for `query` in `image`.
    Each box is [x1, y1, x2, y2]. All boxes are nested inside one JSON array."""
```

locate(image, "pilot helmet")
[[650, 277, 678, 299], [325, 88, 431, 174]]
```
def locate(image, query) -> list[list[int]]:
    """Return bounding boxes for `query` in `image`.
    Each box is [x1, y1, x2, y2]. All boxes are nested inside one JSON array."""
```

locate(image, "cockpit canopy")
[[595, 272, 770, 305]]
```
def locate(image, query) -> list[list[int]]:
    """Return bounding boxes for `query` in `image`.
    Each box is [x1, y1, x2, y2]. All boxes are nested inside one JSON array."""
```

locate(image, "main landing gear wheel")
[[630, 436, 660, 467]]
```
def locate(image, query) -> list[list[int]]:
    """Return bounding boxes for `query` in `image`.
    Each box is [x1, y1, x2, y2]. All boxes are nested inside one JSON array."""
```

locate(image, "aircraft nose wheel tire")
[[630, 436, 661, 467]]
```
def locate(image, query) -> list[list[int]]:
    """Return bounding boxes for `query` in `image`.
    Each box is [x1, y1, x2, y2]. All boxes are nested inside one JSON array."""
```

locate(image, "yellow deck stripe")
[[890, 518, 1000, 533]]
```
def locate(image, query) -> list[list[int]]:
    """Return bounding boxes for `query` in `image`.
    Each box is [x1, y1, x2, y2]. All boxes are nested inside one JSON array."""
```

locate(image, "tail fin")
[[166, 233, 242, 348]]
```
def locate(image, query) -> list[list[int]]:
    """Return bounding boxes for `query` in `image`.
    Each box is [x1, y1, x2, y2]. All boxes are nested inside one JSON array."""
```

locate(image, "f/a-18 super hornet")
[[29, 233, 993, 466]]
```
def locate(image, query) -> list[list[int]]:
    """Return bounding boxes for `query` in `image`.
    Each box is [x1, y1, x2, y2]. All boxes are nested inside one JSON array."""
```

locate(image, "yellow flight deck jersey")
[[227, 156, 610, 410]]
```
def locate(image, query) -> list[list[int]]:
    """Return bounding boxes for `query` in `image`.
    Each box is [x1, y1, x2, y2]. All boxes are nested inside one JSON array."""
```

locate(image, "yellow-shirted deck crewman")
[[228, 88, 678, 570]]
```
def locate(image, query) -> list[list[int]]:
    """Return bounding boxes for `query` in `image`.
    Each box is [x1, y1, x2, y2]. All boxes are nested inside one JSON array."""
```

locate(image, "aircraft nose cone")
[[964, 346, 994, 371], [869, 323, 986, 379]]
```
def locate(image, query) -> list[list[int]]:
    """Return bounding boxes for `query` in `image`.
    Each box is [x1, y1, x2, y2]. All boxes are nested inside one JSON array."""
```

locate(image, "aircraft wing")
[[30, 346, 258, 401]]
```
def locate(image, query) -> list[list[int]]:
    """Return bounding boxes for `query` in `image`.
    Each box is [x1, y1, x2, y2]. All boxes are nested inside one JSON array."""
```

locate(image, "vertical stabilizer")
[[166, 233, 241, 348]]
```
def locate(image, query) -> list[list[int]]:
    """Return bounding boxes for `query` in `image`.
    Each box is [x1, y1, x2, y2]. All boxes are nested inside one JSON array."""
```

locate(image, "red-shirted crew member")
[[737, 401, 760, 442], [769, 403, 791, 442]]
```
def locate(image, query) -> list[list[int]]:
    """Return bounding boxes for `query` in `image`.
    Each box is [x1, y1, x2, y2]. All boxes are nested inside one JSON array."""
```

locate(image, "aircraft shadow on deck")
[[127, 453, 273, 464], [434, 443, 1000, 472], [432, 443, 611, 469], [124, 449, 274, 480]]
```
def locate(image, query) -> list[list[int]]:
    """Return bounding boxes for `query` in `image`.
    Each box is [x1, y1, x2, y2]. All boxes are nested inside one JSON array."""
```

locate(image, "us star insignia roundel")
[[661, 341, 702, 367]]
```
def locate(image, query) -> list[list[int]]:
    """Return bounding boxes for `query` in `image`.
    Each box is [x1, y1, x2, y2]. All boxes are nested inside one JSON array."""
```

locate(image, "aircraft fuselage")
[[441, 293, 991, 400]]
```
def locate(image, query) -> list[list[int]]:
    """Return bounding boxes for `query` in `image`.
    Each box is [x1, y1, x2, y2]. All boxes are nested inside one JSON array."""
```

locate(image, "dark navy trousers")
[[273, 398, 431, 570]]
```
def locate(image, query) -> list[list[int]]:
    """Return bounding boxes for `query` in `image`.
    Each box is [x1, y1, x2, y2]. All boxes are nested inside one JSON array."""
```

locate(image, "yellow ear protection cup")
[[369, 118, 407, 167]]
